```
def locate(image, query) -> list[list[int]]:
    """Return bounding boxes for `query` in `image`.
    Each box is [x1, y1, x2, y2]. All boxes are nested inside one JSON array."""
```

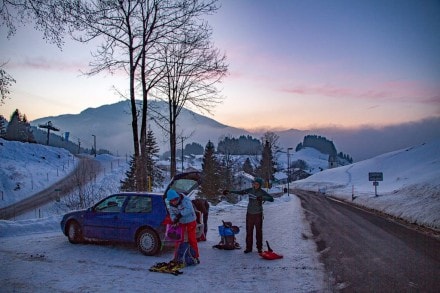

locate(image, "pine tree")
[[22, 114, 36, 143], [256, 140, 276, 187], [5, 109, 25, 142], [145, 130, 164, 190], [0, 115, 6, 138], [120, 155, 138, 191], [120, 131, 164, 191], [218, 154, 235, 190], [242, 157, 254, 175], [200, 141, 221, 203], [4, 109, 35, 143]]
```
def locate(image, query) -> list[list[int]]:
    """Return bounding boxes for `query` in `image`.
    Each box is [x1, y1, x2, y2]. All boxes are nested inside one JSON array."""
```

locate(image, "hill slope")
[[294, 139, 440, 230], [29, 100, 440, 161]]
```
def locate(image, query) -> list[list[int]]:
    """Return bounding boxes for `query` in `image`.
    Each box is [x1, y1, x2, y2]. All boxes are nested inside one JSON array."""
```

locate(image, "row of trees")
[[296, 135, 337, 156], [199, 137, 276, 203], [217, 135, 262, 155], [1, 0, 228, 192], [296, 134, 353, 164]]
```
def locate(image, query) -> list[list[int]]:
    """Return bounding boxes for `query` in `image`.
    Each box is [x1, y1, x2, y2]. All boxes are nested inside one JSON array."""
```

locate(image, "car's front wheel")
[[137, 228, 160, 256], [66, 221, 84, 244]]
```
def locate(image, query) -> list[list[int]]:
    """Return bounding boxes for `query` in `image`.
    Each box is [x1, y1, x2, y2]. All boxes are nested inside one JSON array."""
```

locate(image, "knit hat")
[[167, 189, 179, 201], [254, 177, 264, 187]]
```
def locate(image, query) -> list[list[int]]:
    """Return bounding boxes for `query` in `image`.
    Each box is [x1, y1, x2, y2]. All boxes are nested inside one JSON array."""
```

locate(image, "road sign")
[[369, 172, 383, 181]]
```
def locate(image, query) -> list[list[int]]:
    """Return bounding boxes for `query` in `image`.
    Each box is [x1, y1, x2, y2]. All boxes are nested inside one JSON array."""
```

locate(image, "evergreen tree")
[[120, 155, 138, 191], [218, 153, 235, 190], [22, 114, 36, 143], [0, 115, 6, 138], [184, 142, 204, 155], [5, 109, 34, 142], [255, 140, 276, 187], [200, 141, 220, 203], [242, 157, 254, 175], [145, 129, 164, 190], [120, 130, 164, 191]]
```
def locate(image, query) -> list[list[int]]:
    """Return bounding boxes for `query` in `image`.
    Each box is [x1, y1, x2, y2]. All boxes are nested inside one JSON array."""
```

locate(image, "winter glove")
[[222, 190, 229, 195], [257, 196, 263, 204], [173, 213, 182, 224]]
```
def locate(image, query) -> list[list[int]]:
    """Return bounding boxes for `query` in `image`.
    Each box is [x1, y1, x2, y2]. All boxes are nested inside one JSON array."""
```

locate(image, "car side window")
[[95, 195, 126, 213], [125, 196, 152, 213]]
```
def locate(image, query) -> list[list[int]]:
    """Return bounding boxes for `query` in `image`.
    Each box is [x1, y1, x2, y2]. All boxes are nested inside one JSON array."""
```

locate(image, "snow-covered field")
[[293, 139, 440, 230], [1, 137, 439, 292]]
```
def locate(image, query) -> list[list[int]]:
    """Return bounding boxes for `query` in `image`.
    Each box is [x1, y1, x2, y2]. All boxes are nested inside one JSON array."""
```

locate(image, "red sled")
[[259, 241, 283, 260]]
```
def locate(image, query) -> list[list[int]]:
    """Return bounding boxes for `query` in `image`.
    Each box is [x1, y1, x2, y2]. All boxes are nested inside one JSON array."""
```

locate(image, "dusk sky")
[[1, 0, 439, 131]]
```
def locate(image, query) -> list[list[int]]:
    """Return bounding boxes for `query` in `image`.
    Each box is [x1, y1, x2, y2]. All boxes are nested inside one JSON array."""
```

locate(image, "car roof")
[[117, 192, 163, 197]]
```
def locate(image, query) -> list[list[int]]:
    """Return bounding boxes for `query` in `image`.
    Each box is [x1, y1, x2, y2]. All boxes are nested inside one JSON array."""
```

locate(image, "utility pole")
[[287, 147, 293, 196], [38, 121, 60, 145], [92, 134, 96, 157], [181, 136, 184, 172]]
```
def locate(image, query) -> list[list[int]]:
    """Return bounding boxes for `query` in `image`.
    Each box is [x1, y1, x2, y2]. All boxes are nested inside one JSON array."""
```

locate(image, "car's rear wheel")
[[137, 228, 160, 256], [67, 221, 84, 244]]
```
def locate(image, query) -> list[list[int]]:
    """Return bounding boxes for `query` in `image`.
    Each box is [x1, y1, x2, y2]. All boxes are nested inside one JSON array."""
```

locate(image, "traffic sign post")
[[369, 172, 383, 197]]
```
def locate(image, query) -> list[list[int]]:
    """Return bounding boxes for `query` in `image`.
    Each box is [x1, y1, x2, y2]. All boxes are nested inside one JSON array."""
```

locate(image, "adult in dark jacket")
[[224, 177, 274, 253], [191, 198, 210, 240]]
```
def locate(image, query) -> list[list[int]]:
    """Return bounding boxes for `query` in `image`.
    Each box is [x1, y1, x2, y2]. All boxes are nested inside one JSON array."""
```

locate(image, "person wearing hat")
[[223, 177, 274, 253], [166, 189, 200, 262]]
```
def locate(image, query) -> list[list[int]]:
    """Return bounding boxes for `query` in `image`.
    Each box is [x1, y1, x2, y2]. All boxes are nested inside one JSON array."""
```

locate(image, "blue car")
[[60, 171, 202, 256]]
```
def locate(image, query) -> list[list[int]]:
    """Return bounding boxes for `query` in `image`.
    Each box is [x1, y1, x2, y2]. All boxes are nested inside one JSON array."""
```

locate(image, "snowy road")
[[295, 189, 440, 292], [0, 157, 101, 220]]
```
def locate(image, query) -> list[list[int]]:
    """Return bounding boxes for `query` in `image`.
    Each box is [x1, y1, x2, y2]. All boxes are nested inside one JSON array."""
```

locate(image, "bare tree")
[[59, 0, 221, 188], [1, 0, 224, 187], [1, 0, 67, 46], [0, 62, 16, 105], [154, 16, 228, 177], [1, 0, 68, 104]]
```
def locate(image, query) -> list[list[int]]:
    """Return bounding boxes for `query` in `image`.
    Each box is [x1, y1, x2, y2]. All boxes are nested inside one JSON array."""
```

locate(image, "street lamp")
[[287, 147, 293, 196], [181, 136, 184, 172]]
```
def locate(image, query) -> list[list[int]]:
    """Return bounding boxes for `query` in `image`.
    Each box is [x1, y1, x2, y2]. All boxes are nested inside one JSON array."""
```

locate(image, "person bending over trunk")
[[191, 198, 210, 240], [166, 189, 200, 262]]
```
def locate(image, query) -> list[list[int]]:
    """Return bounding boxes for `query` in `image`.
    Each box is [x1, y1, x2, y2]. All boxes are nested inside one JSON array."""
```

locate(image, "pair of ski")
[[149, 261, 185, 276]]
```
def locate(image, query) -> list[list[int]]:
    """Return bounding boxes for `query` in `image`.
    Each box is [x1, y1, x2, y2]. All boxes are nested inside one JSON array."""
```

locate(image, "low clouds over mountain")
[[31, 100, 440, 162]]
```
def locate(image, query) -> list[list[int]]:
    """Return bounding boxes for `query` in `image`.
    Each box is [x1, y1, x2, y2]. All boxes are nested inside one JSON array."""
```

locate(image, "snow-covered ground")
[[0, 139, 328, 292], [293, 139, 440, 230], [1, 137, 439, 292], [0, 139, 78, 208]]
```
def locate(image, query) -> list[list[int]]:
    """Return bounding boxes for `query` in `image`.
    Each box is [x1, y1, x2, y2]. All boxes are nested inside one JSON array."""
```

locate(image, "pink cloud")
[[283, 84, 388, 99], [10, 57, 88, 72], [282, 82, 440, 105]]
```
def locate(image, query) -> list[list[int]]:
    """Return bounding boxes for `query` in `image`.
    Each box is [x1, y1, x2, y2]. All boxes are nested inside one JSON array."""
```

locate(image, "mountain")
[[31, 100, 253, 156], [31, 100, 440, 161]]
